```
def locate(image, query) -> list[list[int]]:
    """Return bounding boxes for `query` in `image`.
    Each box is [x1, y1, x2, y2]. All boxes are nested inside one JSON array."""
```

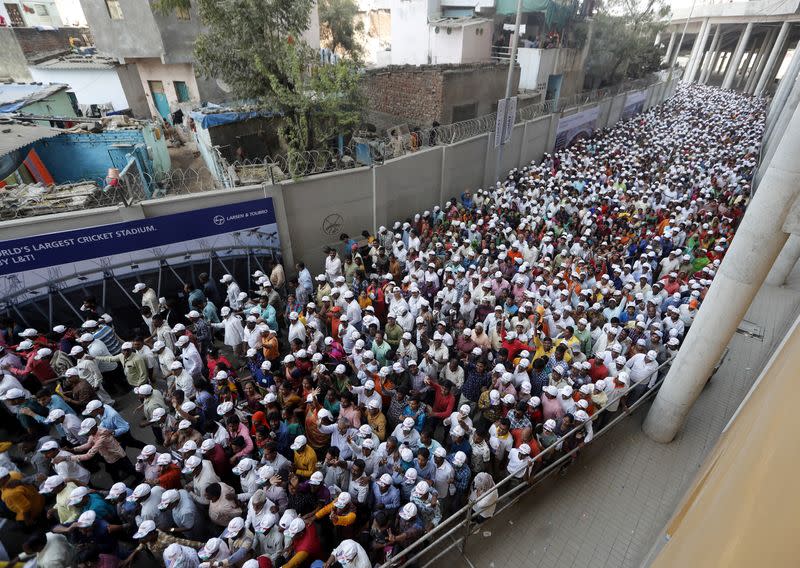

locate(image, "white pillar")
[[643, 99, 800, 443], [684, 19, 711, 83], [664, 31, 677, 64], [699, 25, 722, 84], [746, 28, 776, 94], [688, 19, 712, 83], [764, 40, 800, 141], [736, 50, 756, 89], [760, 66, 800, 177], [755, 21, 791, 97], [766, 235, 800, 286], [722, 23, 753, 89]]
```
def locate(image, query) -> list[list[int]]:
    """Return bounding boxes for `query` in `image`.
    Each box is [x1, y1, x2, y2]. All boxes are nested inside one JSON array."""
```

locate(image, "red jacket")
[[430, 382, 455, 419]]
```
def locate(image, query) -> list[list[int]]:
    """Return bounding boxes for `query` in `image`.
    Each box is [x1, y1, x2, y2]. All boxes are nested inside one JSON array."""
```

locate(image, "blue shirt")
[[98, 405, 130, 436], [371, 482, 400, 510], [93, 325, 121, 355]]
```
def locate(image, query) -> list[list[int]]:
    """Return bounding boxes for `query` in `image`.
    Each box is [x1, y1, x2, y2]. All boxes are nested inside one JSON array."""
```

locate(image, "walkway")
[[447, 275, 800, 568]]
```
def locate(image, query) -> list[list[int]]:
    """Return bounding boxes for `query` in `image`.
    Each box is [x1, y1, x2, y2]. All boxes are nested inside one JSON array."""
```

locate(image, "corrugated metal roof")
[[31, 53, 118, 71], [0, 120, 62, 157], [0, 83, 69, 112]]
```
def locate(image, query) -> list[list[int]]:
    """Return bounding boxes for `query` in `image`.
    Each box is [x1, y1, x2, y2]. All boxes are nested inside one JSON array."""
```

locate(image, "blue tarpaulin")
[[190, 109, 280, 129]]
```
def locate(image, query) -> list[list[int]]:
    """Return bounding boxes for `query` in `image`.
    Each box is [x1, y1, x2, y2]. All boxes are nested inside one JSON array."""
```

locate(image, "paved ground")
[[441, 277, 800, 568]]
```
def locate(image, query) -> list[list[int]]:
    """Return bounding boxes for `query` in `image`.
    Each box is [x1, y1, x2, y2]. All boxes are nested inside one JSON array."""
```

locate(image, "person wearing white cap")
[[66, 415, 138, 480], [390, 417, 421, 451], [284, 516, 324, 565], [39, 474, 80, 523], [443, 404, 474, 439], [410, 480, 441, 529], [507, 443, 534, 484], [211, 305, 246, 356], [39, 440, 90, 485], [219, 273, 243, 310], [325, 538, 371, 568], [158, 487, 202, 540], [625, 349, 660, 399], [169, 360, 197, 400], [162, 542, 200, 568], [289, 435, 318, 478], [132, 282, 159, 315], [197, 536, 231, 565], [175, 333, 203, 381], [90, 340, 148, 388], [83, 398, 146, 449]]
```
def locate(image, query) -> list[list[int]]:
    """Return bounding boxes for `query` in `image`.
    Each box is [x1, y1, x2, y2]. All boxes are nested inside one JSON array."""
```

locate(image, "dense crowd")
[[0, 84, 765, 568]]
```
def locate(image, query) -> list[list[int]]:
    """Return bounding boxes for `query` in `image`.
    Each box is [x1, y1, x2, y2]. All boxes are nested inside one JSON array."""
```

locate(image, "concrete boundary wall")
[[2, 80, 678, 275]]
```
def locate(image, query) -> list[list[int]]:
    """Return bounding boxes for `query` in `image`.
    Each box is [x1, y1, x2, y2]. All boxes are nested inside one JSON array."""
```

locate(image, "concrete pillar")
[[755, 21, 791, 97], [664, 31, 677, 64], [643, 99, 800, 443], [746, 28, 776, 94], [684, 19, 711, 83], [764, 40, 800, 139], [761, 65, 800, 176], [722, 23, 753, 89], [699, 25, 722, 84], [766, 235, 800, 286], [714, 51, 729, 75], [736, 49, 757, 90]]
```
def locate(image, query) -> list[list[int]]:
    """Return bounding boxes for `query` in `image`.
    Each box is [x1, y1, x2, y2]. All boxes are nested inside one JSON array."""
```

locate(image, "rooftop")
[[30, 52, 118, 71], [0, 118, 62, 157], [0, 82, 69, 112]]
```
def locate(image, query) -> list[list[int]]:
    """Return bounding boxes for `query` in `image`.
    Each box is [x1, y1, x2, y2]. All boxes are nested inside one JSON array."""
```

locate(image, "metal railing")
[[380, 357, 676, 568]]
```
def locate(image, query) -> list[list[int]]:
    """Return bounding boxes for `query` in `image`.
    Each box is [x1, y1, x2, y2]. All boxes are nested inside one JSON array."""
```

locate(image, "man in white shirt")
[[133, 282, 160, 316], [325, 249, 343, 281], [176, 336, 203, 379], [220, 274, 243, 309]]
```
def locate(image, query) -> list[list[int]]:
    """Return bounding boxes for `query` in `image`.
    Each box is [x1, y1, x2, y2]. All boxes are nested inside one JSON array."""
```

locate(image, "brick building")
[[363, 62, 519, 127]]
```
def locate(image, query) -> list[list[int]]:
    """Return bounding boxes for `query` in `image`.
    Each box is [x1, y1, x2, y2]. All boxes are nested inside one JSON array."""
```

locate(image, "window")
[[174, 81, 191, 103], [34, 4, 49, 15], [175, 5, 190, 20], [105, 0, 123, 19]]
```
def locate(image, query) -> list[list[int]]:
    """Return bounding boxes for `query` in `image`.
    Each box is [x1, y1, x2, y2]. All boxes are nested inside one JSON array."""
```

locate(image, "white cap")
[[286, 517, 306, 538], [68, 486, 90, 505], [39, 440, 59, 452], [108, 482, 128, 500], [399, 502, 417, 520], [82, 400, 104, 415], [52, 325, 66, 334], [34, 348, 52, 359], [199, 537, 222, 560], [177, 419, 192, 430], [156, 453, 172, 466], [132, 283, 147, 293], [133, 519, 156, 539], [290, 435, 307, 450], [158, 489, 181, 509], [128, 483, 152, 502], [69, 346, 84, 357], [134, 384, 153, 396], [222, 516, 246, 538], [76, 510, 97, 528], [309, 471, 324, 485], [46, 408, 65, 423], [169, 361, 183, 370], [140, 445, 157, 458], [78, 417, 97, 435], [39, 474, 65, 493]]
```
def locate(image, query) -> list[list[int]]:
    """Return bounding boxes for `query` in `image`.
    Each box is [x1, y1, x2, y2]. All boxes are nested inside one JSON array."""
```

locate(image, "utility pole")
[[493, 0, 523, 184]]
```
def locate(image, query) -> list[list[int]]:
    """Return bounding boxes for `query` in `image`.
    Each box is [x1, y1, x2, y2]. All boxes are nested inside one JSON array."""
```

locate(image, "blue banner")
[[0, 198, 277, 276]]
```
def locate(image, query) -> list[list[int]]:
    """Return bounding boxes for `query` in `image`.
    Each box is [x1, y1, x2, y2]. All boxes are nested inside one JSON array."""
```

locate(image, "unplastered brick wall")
[[14, 27, 93, 62], [363, 62, 516, 128], [364, 66, 446, 126]]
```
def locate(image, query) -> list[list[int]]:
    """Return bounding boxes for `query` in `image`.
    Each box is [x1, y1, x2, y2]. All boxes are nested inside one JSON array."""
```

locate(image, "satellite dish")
[[216, 79, 232, 93]]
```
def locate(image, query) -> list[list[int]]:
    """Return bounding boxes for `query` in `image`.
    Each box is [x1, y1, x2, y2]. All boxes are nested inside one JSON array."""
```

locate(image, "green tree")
[[319, 0, 364, 58], [193, 0, 364, 155], [583, 0, 670, 88]]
